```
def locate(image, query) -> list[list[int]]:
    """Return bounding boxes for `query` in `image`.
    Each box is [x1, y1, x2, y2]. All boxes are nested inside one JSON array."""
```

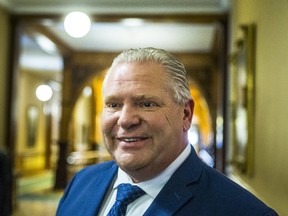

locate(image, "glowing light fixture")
[[36, 84, 53, 102], [121, 18, 144, 27], [35, 34, 57, 54], [83, 86, 92, 97], [64, 12, 91, 38]]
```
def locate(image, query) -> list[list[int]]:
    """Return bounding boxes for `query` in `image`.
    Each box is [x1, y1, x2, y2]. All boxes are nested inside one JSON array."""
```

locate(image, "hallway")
[[12, 171, 63, 216], [13, 194, 61, 216]]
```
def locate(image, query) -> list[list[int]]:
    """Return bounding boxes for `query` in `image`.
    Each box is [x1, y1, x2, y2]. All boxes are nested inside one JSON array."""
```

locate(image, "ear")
[[183, 99, 194, 132]]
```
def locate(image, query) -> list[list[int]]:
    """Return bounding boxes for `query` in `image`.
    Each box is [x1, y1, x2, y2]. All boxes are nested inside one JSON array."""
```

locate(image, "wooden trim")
[[25, 25, 73, 56], [12, 13, 228, 23]]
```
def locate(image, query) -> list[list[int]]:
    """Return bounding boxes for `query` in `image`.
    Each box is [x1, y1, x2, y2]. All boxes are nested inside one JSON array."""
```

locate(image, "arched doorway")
[[189, 81, 214, 167], [66, 71, 111, 178]]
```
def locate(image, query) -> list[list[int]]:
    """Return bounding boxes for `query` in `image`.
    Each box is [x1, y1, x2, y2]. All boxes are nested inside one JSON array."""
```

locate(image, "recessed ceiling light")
[[64, 12, 91, 38], [121, 18, 144, 27], [36, 84, 53, 102], [35, 34, 57, 54]]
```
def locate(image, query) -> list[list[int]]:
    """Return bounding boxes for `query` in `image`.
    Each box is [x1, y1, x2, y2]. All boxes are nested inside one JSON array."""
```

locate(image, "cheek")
[[161, 107, 183, 127], [163, 110, 186, 139], [157, 108, 175, 126], [101, 113, 117, 135], [147, 111, 181, 141]]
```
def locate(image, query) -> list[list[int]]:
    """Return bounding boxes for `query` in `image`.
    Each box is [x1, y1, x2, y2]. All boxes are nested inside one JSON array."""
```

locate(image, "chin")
[[117, 156, 143, 170]]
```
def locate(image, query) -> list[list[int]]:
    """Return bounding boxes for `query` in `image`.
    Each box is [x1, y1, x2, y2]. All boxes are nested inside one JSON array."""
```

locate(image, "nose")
[[117, 105, 141, 129]]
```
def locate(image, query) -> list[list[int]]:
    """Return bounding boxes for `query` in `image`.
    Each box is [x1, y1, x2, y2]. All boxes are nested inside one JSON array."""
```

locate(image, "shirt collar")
[[113, 144, 192, 199]]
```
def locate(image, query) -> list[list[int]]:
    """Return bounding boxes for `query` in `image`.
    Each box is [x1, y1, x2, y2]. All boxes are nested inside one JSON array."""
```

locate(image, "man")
[[56, 48, 277, 215]]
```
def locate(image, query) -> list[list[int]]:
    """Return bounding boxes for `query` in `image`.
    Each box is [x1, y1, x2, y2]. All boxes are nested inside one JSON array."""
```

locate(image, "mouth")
[[117, 137, 148, 143]]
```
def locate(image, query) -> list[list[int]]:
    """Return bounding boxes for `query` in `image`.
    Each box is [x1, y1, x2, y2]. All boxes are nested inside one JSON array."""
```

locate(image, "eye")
[[139, 101, 158, 109], [105, 102, 121, 109], [108, 103, 118, 108]]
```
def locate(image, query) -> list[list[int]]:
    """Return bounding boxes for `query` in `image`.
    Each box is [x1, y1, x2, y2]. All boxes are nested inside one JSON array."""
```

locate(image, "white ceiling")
[[50, 22, 217, 53], [3, 0, 230, 14], [1, 0, 230, 71]]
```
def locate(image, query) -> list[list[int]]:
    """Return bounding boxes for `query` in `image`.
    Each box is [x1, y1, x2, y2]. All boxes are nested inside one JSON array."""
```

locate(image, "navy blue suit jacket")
[[56, 147, 278, 216]]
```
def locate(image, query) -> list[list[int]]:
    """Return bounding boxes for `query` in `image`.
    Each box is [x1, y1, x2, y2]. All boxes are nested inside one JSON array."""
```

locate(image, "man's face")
[[101, 62, 193, 181]]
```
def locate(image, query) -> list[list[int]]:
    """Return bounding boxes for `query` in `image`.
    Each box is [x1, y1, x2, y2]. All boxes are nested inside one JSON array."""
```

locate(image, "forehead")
[[102, 62, 173, 100], [104, 62, 168, 86]]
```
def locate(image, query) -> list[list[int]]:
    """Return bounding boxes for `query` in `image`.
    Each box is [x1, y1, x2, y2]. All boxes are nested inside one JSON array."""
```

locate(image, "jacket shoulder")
[[159, 147, 278, 215], [196, 164, 278, 215], [56, 160, 117, 216]]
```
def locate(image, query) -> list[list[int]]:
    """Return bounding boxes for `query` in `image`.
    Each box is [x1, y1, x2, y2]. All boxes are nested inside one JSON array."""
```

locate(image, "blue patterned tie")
[[107, 183, 146, 216]]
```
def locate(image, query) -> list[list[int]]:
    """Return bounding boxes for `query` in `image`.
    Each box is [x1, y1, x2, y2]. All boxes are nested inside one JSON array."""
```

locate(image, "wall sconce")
[[36, 84, 53, 102], [64, 11, 91, 38]]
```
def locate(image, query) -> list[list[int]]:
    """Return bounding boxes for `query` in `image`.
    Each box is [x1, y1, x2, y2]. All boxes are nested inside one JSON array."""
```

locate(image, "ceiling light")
[[64, 12, 91, 38], [83, 86, 92, 97], [36, 84, 53, 102], [121, 18, 144, 27], [35, 34, 57, 54]]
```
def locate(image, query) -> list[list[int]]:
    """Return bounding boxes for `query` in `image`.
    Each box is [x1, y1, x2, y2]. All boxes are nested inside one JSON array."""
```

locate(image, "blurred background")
[[0, 0, 287, 215]]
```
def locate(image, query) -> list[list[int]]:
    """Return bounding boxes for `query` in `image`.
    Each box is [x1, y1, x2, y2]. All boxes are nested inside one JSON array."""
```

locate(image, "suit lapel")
[[143, 186, 195, 216], [143, 147, 204, 216], [81, 162, 118, 216]]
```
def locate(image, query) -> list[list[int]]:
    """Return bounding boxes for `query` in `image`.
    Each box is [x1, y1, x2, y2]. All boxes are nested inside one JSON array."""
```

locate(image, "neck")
[[122, 144, 188, 183]]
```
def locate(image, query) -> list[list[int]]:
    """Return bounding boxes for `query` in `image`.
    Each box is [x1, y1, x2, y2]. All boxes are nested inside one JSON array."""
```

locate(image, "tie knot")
[[116, 183, 146, 205], [107, 184, 146, 216]]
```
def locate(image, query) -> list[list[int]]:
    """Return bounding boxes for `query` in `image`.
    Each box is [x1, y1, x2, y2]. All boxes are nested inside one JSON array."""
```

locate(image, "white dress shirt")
[[98, 144, 191, 216]]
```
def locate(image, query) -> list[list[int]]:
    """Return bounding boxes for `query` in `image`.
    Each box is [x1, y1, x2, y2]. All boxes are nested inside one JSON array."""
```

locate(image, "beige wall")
[[0, 6, 9, 151], [230, 0, 288, 214], [15, 71, 48, 172]]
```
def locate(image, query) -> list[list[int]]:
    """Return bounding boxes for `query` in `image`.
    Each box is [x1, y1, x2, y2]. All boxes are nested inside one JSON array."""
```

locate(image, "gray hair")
[[108, 47, 192, 105]]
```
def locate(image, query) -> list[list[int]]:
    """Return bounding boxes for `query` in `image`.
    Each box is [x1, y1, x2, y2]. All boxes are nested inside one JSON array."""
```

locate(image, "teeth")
[[121, 138, 140, 142]]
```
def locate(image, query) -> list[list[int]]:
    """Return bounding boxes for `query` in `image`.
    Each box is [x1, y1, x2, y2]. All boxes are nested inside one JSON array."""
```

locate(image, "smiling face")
[[101, 61, 194, 182]]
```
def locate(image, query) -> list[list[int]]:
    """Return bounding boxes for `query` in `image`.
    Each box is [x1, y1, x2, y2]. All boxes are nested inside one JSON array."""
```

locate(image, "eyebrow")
[[104, 94, 162, 102], [133, 95, 161, 101]]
